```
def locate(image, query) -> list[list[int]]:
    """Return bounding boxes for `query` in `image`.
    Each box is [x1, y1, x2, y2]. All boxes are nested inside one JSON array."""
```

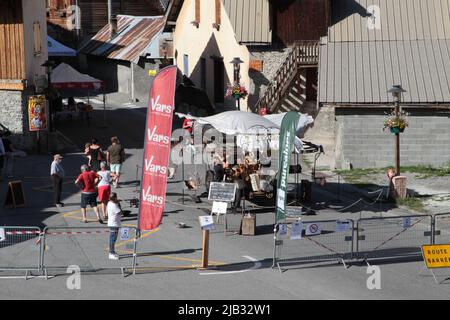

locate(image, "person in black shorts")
[[75, 165, 103, 224]]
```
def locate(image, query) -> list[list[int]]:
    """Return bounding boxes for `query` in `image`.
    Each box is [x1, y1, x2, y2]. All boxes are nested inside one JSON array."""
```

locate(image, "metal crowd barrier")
[[41, 226, 138, 277], [433, 213, 450, 244], [272, 219, 355, 272], [0, 226, 42, 278], [356, 215, 433, 264]]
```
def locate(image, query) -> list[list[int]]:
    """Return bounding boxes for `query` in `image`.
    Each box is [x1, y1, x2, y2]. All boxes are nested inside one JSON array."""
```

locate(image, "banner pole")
[[132, 230, 138, 275], [37, 131, 40, 154], [182, 147, 185, 205]]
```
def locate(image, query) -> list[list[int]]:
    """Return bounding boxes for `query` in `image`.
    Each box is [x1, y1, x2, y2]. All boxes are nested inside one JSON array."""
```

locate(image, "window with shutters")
[[193, 0, 200, 27], [183, 54, 189, 75], [33, 22, 41, 56], [214, 0, 221, 30]]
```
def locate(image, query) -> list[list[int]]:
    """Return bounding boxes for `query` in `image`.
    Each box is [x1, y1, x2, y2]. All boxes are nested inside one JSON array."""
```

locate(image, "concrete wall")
[[333, 107, 450, 169], [117, 62, 131, 96], [22, 0, 48, 87], [173, 0, 250, 111], [133, 59, 159, 103], [85, 55, 129, 95], [86, 55, 159, 103]]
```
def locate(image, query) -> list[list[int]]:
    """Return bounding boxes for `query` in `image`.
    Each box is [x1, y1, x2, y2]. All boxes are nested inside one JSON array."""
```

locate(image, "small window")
[[194, 0, 200, 27], [33, 22, 41, 56], [214, 0, 221, 30], [183, 54, 189, 76]]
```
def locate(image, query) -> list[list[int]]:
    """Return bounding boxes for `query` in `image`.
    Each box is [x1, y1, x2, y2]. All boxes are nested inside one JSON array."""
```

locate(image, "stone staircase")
[[252, 41, 320, 115], [251, 41, 337, 170]]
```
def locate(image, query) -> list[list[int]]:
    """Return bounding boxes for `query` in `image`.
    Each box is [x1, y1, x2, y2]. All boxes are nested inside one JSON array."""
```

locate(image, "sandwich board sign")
[[421, 244, 450, 284], [208, 182, 236, 203], [211, 201, 228, 215]]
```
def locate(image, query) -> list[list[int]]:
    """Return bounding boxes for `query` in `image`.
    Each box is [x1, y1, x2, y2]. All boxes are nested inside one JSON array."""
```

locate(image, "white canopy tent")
[[176, 111, 313, 153], [50, 63, 106, 124], [264, 112, 314, 138], [178, 111, 280, 135], [51, 63, 104, 90], [48, 36, 77, 57]]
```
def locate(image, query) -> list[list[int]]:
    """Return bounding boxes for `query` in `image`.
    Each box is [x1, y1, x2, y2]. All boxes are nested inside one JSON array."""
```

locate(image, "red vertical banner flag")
[[138, 66, 178, 230]]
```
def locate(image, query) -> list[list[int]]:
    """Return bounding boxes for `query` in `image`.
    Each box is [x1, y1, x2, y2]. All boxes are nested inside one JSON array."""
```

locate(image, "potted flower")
[[225, 83, 248, 100], [383, 110, 409, 134]]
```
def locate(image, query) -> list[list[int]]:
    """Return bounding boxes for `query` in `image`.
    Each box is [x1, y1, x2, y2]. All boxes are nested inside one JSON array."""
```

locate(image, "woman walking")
[[85, 138, 104, 172], [97, 161, 113, 221], [107, 192, 122, 260]]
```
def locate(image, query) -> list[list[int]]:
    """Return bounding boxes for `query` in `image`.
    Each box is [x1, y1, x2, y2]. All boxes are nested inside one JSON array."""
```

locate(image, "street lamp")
[[42, 60, 55, 84], [42, 60, 56, 132], [230, 57, 244, 111], [388, 85, 407, 176]]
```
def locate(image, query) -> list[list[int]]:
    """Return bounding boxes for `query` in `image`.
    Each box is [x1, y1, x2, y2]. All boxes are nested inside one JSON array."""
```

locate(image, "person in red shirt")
[[75, 164, 103, 224], [182, 117, 194, 134]]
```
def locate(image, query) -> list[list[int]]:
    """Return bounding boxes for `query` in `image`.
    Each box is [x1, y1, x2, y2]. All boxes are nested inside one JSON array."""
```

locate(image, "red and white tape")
[[46, 230, 111, 236], [5, 231, 41, 236], [4, 230, 131, 236]]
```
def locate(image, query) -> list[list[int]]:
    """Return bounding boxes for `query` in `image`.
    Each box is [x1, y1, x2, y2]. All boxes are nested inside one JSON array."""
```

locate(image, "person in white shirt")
[[107, 192, 122, 260], [50, 154, 65, 207]]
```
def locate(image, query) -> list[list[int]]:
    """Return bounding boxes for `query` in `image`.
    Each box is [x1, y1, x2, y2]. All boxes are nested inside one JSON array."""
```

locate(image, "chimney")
[[107, 0, 117, 37], [109, 17, 118, 37]]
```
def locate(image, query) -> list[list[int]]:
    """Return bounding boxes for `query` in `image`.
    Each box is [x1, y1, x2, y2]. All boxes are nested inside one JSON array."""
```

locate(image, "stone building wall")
[[333, 107, 450, 169], [0, 89, 36, 150], [248, 47, 292, 108]]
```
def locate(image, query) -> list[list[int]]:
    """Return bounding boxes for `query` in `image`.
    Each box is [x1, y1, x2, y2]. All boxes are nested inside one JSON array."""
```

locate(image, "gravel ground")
[[335, 171, 450, 215]]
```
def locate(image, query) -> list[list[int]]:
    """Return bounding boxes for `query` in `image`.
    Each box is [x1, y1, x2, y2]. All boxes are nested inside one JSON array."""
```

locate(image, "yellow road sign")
[[422, 244, 450, 269]]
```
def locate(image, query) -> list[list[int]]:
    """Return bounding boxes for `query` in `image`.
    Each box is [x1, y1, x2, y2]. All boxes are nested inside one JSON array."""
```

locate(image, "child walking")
[[107, 192, 122, 260]]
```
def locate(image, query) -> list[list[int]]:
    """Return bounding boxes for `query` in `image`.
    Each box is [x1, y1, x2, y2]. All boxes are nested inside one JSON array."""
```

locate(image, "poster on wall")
[[28, 95, 48, 132]]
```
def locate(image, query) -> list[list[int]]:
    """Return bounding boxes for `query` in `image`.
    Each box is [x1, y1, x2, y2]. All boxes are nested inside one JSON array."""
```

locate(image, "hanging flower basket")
[[225, 83, 248, 100], [389, 127, 404, 134], [383, 110, 409, 134]]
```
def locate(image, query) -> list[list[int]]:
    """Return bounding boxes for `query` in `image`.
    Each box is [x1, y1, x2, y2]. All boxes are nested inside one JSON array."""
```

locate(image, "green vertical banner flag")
[[276, 111, 300, 222]]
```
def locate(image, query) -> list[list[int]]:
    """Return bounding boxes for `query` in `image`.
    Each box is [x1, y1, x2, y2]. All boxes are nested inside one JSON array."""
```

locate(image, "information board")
[[208, 182, 236, 202]]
